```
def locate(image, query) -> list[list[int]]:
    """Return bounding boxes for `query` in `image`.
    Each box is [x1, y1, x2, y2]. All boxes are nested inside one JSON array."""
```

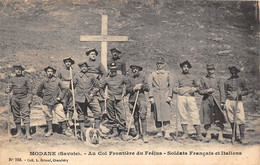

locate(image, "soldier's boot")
[[154, 128, 163, 138], [79, 121, 85, 140], [120, 130, 130, 141], [133, 120, 140, 140], [230, 123, 239, 141], [61, 121, 72, 137], [239, 124, 246, 144], [45, 121, 53, 137], [25, 124, 32, 140], [194, 125, 204, 141], [13, 123, 22, 138], [180, 124, 189, 140], [141, 119, 148, 143], [218, 131, 224, 144], [164, 130, 173, 141], [108, 127, 118, 138]]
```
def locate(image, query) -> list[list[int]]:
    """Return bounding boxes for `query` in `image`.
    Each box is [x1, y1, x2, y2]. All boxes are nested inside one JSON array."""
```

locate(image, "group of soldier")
[[6, 48, 249, 145]]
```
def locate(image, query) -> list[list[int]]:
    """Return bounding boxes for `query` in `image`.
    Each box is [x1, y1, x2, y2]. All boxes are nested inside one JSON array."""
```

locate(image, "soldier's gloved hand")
[[133, 83, 142, 91], [150, 97, 155, 104], [207, 88, 215, 94], [5, 88, 11, 93], [166, 97, 172, 104]]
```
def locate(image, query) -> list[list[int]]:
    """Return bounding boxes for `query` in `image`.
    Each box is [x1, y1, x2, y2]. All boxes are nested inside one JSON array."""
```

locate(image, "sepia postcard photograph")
[[0, 0, 259, 164]]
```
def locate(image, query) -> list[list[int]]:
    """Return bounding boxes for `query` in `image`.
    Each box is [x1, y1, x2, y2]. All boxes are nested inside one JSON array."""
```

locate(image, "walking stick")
[[127, 90, 140, 136], [69, 67, 77, 137], [231, 90, 239, 145]]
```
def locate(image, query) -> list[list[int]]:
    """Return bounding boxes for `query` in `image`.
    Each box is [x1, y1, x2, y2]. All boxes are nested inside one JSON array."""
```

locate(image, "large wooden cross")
[[80, 15, 128, 71]]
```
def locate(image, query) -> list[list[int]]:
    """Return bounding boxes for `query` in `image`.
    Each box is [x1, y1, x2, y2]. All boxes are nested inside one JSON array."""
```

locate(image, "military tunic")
[[73, 72, 101, 121], [37, 77, 66, 122]]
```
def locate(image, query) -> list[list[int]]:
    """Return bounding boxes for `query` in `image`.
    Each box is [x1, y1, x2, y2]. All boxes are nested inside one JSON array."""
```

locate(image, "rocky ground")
[[0, 0, 259, 164]]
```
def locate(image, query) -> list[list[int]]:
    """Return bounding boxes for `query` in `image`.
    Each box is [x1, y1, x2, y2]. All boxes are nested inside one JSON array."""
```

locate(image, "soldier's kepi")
[[37, 66, 72, 137], [57, 57, 76, 127], [100, 62, 130, 141], [6, 65, 33, 140], [128, 64, 149, 143], [224, 66, 249, 144]]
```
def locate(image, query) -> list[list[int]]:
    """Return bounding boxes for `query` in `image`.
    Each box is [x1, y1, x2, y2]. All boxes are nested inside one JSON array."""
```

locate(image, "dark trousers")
[[11, 97, 30, 124], [76, 98, 101, 122], [107, 99, 126, 131]]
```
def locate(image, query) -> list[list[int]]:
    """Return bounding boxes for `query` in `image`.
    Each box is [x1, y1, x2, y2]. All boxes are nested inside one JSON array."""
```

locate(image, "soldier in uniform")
[[85, 48, 107, 115], [198, 64, 226, 143], [170, 60, 204, 141], [100, 62, 130, 141], [224, 66, 249, 144], [57, 57, 75, 126], [107, 48, 126, 76], [73, 62, 101, 139], [85, 48, 107, 80], [37, 66, 72, 137], [128, 65, 149, 143], [148, 57, 173, 140], [6, 65, 33, 140]]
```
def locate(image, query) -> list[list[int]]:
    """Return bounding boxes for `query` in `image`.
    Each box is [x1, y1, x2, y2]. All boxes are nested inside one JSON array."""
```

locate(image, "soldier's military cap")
[[78, 62, 88, 67], [206, 63, 215, 69], [63, 57, 75, 65], [86, 48, 98, 56], [130, 65, 143, 71], [13, 65, 25, 71], [44, 66, 56, 73], [108, 62, 118, 70], [228, 66, 240, 73], [156, 57, 165, 64], [180, 60, 192, 68], [110, 48, 121, 54]]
